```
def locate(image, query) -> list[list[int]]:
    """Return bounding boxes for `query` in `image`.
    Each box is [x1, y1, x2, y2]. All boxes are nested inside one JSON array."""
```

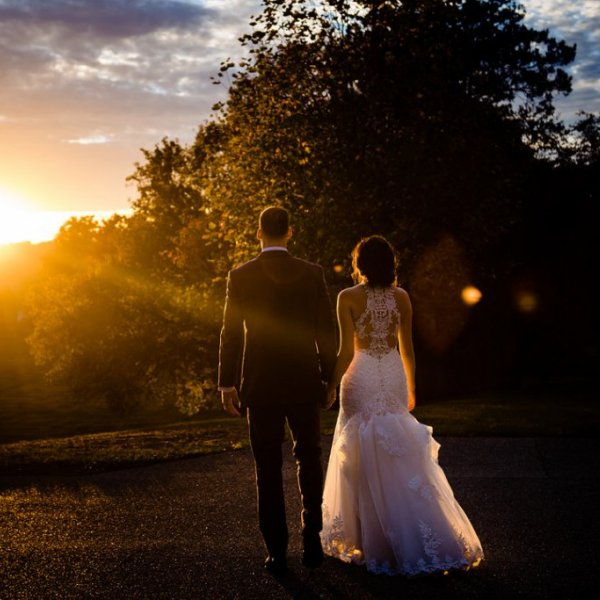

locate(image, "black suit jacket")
[[218, 251, 337, 408]]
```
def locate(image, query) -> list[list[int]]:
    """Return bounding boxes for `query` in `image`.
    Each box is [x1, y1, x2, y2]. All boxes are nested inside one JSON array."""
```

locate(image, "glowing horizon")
[[0, 190, 132, 245]]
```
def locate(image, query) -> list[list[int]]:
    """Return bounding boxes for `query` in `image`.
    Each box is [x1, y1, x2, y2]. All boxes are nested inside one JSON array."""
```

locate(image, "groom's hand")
[[322, 386, 337, 410], [221, 388, 242, 417]]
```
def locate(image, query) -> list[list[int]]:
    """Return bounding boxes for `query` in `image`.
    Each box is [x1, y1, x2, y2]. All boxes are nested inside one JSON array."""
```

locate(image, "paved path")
[[1, 436, 598, 599]]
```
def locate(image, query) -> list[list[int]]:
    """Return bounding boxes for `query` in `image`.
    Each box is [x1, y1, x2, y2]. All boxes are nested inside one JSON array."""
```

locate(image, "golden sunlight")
[[0, 188, 40, 245], [0, 188, 133, 246]]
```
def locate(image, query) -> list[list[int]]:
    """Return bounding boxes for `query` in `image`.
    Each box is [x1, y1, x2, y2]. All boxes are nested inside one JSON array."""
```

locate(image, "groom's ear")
[[257, 228, 263, 240], [286, 227, 293, 240]]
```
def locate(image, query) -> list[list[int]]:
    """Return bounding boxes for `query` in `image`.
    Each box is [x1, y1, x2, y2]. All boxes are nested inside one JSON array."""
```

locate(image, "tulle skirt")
[[321, 350, 484, 576]]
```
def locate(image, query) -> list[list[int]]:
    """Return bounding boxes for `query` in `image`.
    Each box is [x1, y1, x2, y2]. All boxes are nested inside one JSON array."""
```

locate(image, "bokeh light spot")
[[461, 285, 482, 306], [515, 291, 538, 313]]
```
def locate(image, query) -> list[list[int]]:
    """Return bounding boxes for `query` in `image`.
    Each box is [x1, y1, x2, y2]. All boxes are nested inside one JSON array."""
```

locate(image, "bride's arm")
[[324, 290, 355, 408], [397, 288, 416, 411]]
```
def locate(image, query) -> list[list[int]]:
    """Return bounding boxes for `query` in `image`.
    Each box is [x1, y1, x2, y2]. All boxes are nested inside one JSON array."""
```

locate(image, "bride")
[[321, 235, 484, 576]]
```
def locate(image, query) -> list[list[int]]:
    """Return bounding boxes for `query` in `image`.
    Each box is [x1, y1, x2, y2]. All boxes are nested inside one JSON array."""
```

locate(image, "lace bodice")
[[354, 286, 401, 358]]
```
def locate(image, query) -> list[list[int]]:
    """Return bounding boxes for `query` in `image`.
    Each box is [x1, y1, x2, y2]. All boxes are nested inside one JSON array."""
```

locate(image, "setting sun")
[[0, 188, 41, 245], [0, 187, 132, 246]]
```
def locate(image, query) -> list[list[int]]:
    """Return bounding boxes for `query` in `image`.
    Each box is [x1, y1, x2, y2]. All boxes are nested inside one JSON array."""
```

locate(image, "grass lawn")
[[1, 388, 597, 476]]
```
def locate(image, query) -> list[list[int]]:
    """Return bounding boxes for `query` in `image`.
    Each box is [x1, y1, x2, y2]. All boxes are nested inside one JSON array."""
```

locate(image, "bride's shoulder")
[[338, 284, 363, 298], [393, 286, 412, 307], [337, 284, 364, 306]]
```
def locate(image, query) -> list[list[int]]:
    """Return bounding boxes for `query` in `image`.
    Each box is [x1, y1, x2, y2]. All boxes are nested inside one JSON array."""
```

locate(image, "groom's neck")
[[261, 239, 288, 250]]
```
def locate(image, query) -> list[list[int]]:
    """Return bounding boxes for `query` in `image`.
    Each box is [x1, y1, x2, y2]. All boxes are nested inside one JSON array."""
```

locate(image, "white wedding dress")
[[321, 285, 484, 576]]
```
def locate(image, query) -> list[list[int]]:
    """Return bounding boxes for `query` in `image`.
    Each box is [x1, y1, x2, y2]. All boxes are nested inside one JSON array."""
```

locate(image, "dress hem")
[[323, 545, 484, 577]]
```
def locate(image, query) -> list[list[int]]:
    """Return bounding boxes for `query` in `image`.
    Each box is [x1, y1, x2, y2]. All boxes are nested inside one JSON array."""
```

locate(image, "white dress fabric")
[[321, 285, 484, 576]]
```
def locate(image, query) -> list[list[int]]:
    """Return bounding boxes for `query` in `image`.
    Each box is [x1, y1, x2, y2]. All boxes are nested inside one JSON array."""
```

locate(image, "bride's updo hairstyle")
[[352, 235, 397, 287]]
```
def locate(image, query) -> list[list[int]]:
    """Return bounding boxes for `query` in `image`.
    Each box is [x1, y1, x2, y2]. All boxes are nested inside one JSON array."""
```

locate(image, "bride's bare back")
[[330, 283, 416, 411]]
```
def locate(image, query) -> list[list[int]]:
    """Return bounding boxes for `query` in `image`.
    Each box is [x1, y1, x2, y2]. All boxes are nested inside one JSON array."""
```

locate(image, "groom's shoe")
[[264, 555, 287, 576], [302, 534, 324, 568]]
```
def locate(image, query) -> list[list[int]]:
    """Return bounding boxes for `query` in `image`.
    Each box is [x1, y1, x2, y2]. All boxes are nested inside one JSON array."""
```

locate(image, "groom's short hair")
[[259, 206, 289, 238]]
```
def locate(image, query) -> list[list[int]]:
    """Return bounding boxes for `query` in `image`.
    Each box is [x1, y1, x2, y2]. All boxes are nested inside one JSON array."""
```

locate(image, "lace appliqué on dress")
[[451, 525, 482, 566], [408, 475, 439, 503], [419, 520, 442, 560], [376, 424, 407, 457], [322, 511, 479, 577], [354, 286, 400, 359], [332, 421, 353, 464], [341, 285, 406, 419], [321, 506, 363, 563]]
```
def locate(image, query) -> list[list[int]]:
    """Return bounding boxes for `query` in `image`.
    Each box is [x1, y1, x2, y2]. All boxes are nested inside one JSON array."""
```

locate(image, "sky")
[[0, 0, 599, 244]]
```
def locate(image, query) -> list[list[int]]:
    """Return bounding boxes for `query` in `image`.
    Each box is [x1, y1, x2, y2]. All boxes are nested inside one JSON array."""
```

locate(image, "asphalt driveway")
[[1, 435, 598, 599]]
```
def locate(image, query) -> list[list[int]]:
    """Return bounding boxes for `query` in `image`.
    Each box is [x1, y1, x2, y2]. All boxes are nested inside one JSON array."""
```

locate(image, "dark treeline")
[[5, 0, 598, 414]]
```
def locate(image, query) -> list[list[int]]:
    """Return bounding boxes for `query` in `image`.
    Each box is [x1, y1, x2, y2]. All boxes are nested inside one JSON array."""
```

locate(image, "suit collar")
[[261, 246, 288, 253], [258, 249, 291, 260]]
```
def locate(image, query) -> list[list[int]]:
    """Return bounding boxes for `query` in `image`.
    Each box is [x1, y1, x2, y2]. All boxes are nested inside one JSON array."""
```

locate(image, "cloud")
[[67, 134, 112, 144], [522, 0, 600, 119], [0, 0, 212, 39], [0, 0, 259, 141], [0, 0, 597, 214], [0, 1, 212, 93], [3, 0, 596, 141], [0, 0, 260, 211]]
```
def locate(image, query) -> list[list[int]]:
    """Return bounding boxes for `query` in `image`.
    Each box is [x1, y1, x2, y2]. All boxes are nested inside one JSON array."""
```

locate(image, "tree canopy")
[[205, 0, 577, 276], [23, 0, 596, 410]]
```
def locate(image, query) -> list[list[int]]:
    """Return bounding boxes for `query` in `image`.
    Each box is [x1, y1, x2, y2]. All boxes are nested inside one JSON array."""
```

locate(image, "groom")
[[218, 206, 337, 575]]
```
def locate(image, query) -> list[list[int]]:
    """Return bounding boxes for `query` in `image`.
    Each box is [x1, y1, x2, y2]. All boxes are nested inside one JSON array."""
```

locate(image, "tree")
[[565, 112, 600, 167], [25, 0, 589, 407], [194, 0, 585, 395], [26, 214, 220, 414], [203, 0, 576, 281]]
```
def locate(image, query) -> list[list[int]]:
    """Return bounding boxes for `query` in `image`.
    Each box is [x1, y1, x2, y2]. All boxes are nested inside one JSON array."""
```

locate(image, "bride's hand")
[[408, 391, 416, 412]]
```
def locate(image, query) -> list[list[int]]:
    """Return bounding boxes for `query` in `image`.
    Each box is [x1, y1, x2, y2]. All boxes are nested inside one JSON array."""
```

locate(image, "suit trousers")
[[248, 401, 323, 557]]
